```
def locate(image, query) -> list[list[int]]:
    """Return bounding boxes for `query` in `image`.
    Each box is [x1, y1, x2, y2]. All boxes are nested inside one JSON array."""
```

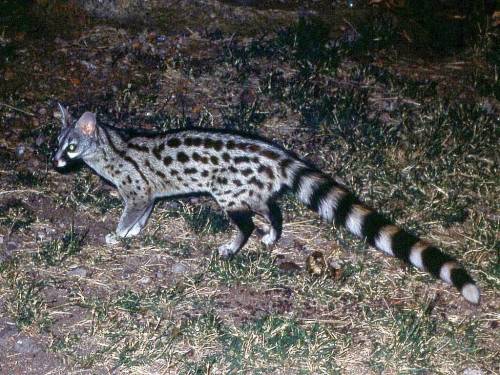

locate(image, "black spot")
[[167, 138, 181, 147], [201, 156, 209, 164], [241, 168, 253, 177], [228, 202, 236, 207], [184, 168, 198, 174], [210, 155, 219, 165], [170, 169, 179, 176], [192, 137, 202, 146], [421, 246, 454, 278], [203, 138, 215, 149], [213, 140, 223, 151], [261, 149, 280, 160], [229, 166, 238, 173], [128, 142, 149, 152], [279, 158, 293, 178], [184, 137, 194, 146], [258, 165, 275, 180], [177, 152, 190, 163], [234, 156, 250, 164], [217, 177, 228, 185], [222, 153, 231, 162], [236, 142, 250, 151], [249, 190, 254, 197], [360, 210, 390, 246], [153, 143, 165, 159], [232, 189, 246, 197], [163, 156, 173, 166], [226, 140, 235, 149], [248, 144, 260, 152], [232, 179, 242, 186], [201, 170, 209, 177], [156, 170, 166, 179], [192, 152, 201, 161], [391, 230, 419, 263], [123, 155, 149, 185], [249, 176, 264, 189]]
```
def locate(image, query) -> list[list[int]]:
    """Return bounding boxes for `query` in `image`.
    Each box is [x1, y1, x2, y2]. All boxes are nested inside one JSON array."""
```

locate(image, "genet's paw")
[[261, 232, 278, 247], [105, 233, 120, 245], [218, 244, 238, 259]]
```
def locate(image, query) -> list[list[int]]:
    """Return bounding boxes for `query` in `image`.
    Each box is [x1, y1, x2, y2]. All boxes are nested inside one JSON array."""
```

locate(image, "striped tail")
[[288, 166, 480, 304]]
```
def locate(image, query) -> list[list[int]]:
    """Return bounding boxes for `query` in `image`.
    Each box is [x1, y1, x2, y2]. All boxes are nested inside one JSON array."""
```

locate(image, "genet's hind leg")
[[255, 201, 283, 247], [218, 210, 255, 258]]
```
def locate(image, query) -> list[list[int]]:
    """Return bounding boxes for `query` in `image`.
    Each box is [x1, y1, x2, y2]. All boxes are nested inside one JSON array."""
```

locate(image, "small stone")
[[67, 267, 87, 277], [156, 35, 167, 43], [14, 337, 41, 354], [35, 135, 45, 146], [139, 276, 151, 284], [172, 263, 187, 274], [15, 144, 25, 158]]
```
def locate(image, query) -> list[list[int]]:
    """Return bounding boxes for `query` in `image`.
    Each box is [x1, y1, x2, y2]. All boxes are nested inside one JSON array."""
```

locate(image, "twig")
[[0, 189, 44, 196], [0, 102, 35, 117]]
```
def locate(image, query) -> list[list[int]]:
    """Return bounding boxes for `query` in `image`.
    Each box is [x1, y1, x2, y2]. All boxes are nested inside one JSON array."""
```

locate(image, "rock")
[[0, 323, 18, 347], [14, 337, 41, 354], [463, 369, 484, 375], [139, 276, 151, 284], [67, 267, 88, 277], [172, 263, 188, 274]]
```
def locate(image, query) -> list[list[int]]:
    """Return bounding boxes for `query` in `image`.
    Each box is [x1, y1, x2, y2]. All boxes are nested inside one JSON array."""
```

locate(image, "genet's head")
[[52, 104, 98, 168]]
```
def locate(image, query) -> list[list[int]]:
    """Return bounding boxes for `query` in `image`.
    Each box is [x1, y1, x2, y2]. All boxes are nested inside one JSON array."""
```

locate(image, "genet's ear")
[[75, 112, 97, 137], [57, 103, 73, 128]]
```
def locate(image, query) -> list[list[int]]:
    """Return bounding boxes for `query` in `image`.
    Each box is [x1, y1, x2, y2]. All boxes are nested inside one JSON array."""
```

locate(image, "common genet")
[[52, 104, 480, 304]]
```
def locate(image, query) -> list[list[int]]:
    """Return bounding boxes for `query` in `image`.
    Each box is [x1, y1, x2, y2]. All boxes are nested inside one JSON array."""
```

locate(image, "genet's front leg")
[[106, 200, 154, 244]]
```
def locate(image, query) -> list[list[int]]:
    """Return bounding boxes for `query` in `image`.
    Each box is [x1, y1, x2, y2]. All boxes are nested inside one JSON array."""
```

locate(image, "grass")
[[0, 4, 498, 374], [33, 226, 86, 266]]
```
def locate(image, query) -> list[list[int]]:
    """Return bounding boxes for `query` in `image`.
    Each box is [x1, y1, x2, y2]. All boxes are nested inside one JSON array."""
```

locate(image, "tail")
[[287, 165, 480, 304]]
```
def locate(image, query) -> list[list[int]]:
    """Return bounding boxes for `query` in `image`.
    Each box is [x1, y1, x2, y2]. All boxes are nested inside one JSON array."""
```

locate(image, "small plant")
[[33, 226, 86, 266], [7, 277, 51, 330], [0, 199, 35, 232]]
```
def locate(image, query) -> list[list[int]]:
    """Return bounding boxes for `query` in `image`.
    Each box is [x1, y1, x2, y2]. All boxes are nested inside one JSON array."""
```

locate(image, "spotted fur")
[[53, 105, 480, 304]]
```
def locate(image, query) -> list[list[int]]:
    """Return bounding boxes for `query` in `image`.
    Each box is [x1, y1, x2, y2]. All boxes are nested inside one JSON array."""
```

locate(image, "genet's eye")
[[67, 144, 77, 152]]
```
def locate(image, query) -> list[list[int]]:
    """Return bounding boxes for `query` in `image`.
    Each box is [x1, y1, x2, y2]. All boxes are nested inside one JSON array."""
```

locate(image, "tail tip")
[[461, 283, 480, 304]]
